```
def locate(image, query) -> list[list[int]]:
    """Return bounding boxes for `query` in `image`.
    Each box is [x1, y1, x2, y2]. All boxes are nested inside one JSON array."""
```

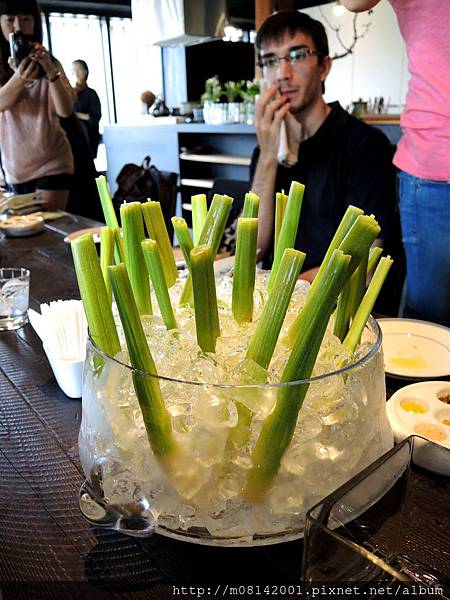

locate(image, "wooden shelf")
[[179, 152, 251, 166], [180, 177, 214, 189]]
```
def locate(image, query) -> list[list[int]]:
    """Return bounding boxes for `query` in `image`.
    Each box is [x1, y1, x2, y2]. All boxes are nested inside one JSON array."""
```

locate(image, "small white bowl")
[[44, 345, 84, 399], [386, 381, 450, 476]]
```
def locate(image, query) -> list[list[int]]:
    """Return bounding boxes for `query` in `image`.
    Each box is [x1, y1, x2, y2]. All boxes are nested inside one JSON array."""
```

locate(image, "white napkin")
[[28, 300, 87, 361], [277, 115, 301, 167]]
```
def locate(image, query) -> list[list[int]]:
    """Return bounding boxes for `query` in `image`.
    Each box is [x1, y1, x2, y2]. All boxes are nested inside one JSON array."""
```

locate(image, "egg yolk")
[[400, 399, 427, 414]]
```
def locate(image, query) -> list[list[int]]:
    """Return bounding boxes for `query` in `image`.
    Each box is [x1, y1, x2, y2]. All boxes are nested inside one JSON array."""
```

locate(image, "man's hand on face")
[[254, 84, 291, 162]]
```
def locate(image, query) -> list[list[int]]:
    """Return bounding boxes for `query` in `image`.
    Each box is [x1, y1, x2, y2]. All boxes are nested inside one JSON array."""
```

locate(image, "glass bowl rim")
[[87, 315, 382, 390]]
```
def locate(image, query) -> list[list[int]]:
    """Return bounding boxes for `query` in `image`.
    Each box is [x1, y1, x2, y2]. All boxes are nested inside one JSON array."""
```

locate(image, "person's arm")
[[29, 46, 75, 117], [251, 85, 291, 259], [340, 0, 381, 12], [0, 58, 40, 111]]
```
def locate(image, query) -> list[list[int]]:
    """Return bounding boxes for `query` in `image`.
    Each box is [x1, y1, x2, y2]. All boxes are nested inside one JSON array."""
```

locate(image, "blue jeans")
[[398, 171, 450, 326]]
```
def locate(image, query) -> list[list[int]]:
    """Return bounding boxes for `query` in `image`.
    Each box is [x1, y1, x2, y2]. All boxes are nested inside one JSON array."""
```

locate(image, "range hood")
[[132, 0, 227, 47]]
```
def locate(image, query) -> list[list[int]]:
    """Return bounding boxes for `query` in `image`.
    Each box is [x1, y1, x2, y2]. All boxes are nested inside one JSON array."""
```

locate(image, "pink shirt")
[[0, 76, 73, 185], [390, 0, 450, 181]]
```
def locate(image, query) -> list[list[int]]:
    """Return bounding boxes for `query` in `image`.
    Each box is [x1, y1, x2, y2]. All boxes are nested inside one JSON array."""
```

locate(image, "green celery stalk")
[[142, 200, 178, 288], [274, 191, 288, 253], [181, 194, 233, 306], [95, 175, 125, 264], [190, 245, 220, 353], [242, 191, 260, 218], [247, 248, 305, 369], [268, 181, 305, 292], [343, 256, 393, 353], [334, 249, 369, 341], [120, 202, 152, 315], [71, 233, 120, 356], [108, 263, 176, 458], [367, 246, 383, 277], [244, 249, 351, 502], [317, 205, 364, 279], [286, 214, 379, 347], [191, 194, 207, 246], [100, 226, 115, 303], [142, 239, 177, 330], [172, 216, 194, 268], [232, 218, 258, 324]]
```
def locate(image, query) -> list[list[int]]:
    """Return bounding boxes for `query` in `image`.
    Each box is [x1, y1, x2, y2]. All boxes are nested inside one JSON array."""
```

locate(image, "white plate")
[[378, 318, 450, 379]]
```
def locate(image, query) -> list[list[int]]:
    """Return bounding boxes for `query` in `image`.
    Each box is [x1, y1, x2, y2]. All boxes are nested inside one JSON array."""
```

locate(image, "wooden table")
[[0, 215, 448, 599]]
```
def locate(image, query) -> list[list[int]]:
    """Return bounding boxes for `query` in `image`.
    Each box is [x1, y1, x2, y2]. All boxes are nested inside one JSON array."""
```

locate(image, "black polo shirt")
[[250, 102, 398, 271]]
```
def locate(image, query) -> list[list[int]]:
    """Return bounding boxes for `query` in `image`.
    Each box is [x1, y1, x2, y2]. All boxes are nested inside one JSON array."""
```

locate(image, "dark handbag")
[[112, 156, 178, 240]]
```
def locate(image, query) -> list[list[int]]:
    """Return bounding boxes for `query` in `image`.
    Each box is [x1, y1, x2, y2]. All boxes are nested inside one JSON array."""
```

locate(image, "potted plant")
[[224, 80, 243, 124], [201, 75, 223, 124], [239, 79, 261, 124]]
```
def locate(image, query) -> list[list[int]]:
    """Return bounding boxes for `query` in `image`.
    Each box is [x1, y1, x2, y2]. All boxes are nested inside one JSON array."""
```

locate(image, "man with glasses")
[[251, 10, 398, 285]]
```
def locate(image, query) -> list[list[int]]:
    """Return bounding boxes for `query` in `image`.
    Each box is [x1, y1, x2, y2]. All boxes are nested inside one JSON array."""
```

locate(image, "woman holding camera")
[[0, 0, 74, 210]]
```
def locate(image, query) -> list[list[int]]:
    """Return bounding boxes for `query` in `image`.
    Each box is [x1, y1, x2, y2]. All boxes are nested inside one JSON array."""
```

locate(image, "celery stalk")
[[191, 194, 207, 246], [181, 194, 233, 306], [343, 256, 393, 353], [242, 192, 260, 218], [141, 200, 178, 288], [172, 216, 194, 268], [274, 191, 288, 253], [108, 263, 176, 457], [232, 218, 258, 324], [244, 249, 351, 502], [318, 205, 364, 278], [142, 239, 177, 330], [268, 181, 304, 292], [71, 233, 120, 356], [120, 202, 152, 315], [95, 175, 125, 264], [247, 248, 305, 369], [190, 245, 220, 353], [100, 226, 114, 303], [367, 246, 383, 277], [334, 249, 369, 341]]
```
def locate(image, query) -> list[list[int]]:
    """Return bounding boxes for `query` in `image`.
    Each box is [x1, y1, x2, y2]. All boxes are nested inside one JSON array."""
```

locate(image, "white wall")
[[303, 0, 409, 112]]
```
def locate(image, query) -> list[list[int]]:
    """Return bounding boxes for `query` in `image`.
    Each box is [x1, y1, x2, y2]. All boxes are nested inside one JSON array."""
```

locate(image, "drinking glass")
[[0, 267, 30, 330], [303, 436, 450, 594]]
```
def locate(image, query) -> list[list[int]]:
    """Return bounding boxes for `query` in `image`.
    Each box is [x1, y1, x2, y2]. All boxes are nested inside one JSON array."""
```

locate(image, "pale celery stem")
[[95, 175, 125, 264], [120, 202, 152, 315], [343, 256, 393, 353], [100, 226, 115, 303], [268, 181, 305, 292], [246, 248, 305, 369], [274, 191, 288, 253], [242, 191, 260, 218], [71, 233, 120, 356], [191, 194, 207, 246], [108, 263, 176, 458], [244, 249, 351, 502], [190, 245, 220, 353], [367, 246, 383, 277], [141, 200, 178, 287], [142, 239, 177, 330], [232, 218, 258, 324]]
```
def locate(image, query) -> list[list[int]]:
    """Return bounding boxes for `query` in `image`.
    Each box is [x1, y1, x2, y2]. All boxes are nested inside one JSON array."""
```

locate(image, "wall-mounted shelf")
[[180, 177, 214, 189], [179, 152, 251, 166]]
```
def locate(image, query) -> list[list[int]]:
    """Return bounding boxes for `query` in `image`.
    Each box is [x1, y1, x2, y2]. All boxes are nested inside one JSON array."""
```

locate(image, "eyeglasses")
[[258, 47, 323, 70]]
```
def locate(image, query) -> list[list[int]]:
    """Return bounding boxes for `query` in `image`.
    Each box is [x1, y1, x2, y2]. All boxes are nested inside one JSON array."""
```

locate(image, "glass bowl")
[[79, 316, 392, 546]]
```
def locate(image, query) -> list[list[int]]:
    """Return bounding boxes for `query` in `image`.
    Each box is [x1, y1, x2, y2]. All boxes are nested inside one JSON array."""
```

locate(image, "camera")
[[9, 32, 44, 77]]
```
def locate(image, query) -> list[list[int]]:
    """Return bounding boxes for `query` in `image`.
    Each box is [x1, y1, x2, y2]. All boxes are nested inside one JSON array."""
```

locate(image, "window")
[[43, 12, 163, 125]]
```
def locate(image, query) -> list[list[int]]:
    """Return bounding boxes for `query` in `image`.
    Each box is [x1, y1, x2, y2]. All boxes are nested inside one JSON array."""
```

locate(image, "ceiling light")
[[333, 1, 346, 17]]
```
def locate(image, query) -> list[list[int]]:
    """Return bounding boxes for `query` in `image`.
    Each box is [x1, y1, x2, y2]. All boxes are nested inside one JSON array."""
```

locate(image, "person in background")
[[72, 59, 101, 159], [251, 11, 398, 287], [0, 0, 74, 210], [341, 0, 450, 327]]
